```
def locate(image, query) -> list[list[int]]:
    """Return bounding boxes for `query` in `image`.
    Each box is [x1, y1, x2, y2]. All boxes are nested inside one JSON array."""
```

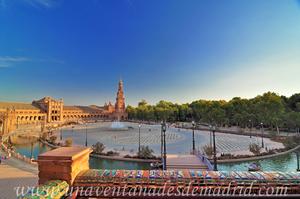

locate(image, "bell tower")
[[115, 79, 125, 113]]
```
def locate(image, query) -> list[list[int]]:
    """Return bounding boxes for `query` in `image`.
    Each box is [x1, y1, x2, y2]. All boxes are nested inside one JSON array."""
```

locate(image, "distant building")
[[0, 80, 127, 135]]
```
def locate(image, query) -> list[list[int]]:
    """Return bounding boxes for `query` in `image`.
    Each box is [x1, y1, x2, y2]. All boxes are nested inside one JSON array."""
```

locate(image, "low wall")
[[217, 144, 300, 164], [90, 153, 159, 163], [39, 138, 60, 149]]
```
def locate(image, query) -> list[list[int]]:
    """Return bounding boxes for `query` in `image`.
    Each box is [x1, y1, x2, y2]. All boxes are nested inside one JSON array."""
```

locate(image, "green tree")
[[287, 93, 300, 112], [254, 92, 285, 132]]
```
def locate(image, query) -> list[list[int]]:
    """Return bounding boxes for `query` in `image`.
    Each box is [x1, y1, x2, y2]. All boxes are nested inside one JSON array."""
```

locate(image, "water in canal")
[[14, 142, 150, 170], [13, 141, 299, 172]]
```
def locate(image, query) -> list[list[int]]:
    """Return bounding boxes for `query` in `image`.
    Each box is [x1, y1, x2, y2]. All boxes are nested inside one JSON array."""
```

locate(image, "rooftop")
[[0, 101, 38, 110], [63, 105, 103, 112]]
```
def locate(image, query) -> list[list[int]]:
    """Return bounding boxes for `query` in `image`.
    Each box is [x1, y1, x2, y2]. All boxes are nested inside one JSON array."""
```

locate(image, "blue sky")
[[0, 0, 300, 106]]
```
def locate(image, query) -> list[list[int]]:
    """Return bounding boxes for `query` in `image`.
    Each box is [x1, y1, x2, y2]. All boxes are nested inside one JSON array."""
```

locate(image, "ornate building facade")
[[0, 80, 127, 135]]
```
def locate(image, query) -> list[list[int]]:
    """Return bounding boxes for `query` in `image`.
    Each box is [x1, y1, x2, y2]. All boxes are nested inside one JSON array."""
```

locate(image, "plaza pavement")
[[0, 150, 38, 199]]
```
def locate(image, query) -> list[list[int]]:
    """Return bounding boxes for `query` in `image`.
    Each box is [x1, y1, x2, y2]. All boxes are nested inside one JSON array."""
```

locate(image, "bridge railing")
[[196, 152, 213, 171]]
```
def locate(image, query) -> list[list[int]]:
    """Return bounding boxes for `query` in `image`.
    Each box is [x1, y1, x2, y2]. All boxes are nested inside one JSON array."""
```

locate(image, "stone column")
[[37, 146, 92, 185]]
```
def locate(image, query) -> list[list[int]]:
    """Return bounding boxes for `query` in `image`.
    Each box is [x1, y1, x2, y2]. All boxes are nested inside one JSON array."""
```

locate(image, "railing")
[[1, 143, 36, 165], [196, 153, 213, 171], [1, 136, 37, 166]]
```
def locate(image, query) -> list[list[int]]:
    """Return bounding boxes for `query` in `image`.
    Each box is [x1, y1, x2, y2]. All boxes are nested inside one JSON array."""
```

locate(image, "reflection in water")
[[218, 151, 299, 172], [15, 142, 53, 159], [89, 157, 150, 170]]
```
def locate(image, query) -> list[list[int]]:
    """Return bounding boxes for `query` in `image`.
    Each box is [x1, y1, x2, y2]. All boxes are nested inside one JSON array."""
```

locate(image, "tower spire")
[[115, 79, 125, 113]]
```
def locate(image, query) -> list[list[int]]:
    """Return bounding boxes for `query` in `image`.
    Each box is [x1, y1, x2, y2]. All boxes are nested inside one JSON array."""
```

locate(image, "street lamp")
[[85, 124, 88, 147], [60, 128, 63, 140], [296, 151, 300, 172], [192, 121, 196, 154], [209, 125, 212, 148], [261, 122, 264, 148], [212, 125, 218, 171], [162, 121, 167, 170], [30, 142, 34, 160], [138, 124, 141, 154], [160, 121, 163, 158], [249, 120, 252, 138]]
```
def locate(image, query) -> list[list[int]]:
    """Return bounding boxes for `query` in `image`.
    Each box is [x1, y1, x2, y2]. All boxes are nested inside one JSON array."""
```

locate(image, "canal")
[[13, 141, 300, 172]]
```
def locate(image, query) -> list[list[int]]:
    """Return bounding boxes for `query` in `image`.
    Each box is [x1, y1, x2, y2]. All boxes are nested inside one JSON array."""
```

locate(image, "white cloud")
[[0, 56, 31, 68], [22, 0, 59, 8], [0, 56, 64, 68], [0, 56, 31, 62]]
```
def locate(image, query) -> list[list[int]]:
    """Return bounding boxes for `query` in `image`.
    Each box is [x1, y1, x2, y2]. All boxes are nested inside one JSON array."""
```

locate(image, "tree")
[[287, 93, 300, 112], [49, 135, 57, 144], [253, 92, 285, 133], [124, 91, 300, 131], [137, 146, 154, 159], [126, 105, 137, 120], [283, 111, 300, 131], [92, 142, 105, 154], [65, 138, 73, 147]]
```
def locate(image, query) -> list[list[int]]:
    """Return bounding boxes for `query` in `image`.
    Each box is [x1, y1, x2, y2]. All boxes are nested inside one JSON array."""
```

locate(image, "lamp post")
[[296, 151, 300, 172], [85, 124, 88, 147], [30, 142, 34, 160], [261, 122, 264, 148], [192, 121, 196, 154], [212, 125, 218, 171], [60, 128, 63, 141], [138, 124, 141, 154], [209, 125, 212, 148], [162, 121, 167, 170], [160, 121, 163, 158], [249, 119, 252, 138]]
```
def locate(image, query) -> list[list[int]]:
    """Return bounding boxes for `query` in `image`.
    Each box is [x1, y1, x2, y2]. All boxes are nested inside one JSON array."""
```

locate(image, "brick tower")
[[114, 79, 127, 120]]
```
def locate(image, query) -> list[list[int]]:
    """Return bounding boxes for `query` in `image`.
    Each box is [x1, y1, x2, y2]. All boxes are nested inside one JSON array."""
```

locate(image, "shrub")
[[106, 151, 119, 156], [92, 142, 105, 154], [283, 136, 300, 150], [202, 144, 214, 157], [137, 146, 154, 159], [65, 138, 73, 147], [249, 143, 261, 155]]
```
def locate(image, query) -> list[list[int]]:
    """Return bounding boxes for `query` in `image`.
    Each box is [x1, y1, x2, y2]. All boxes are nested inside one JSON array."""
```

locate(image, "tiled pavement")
[[0, 150, 38, 199]]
